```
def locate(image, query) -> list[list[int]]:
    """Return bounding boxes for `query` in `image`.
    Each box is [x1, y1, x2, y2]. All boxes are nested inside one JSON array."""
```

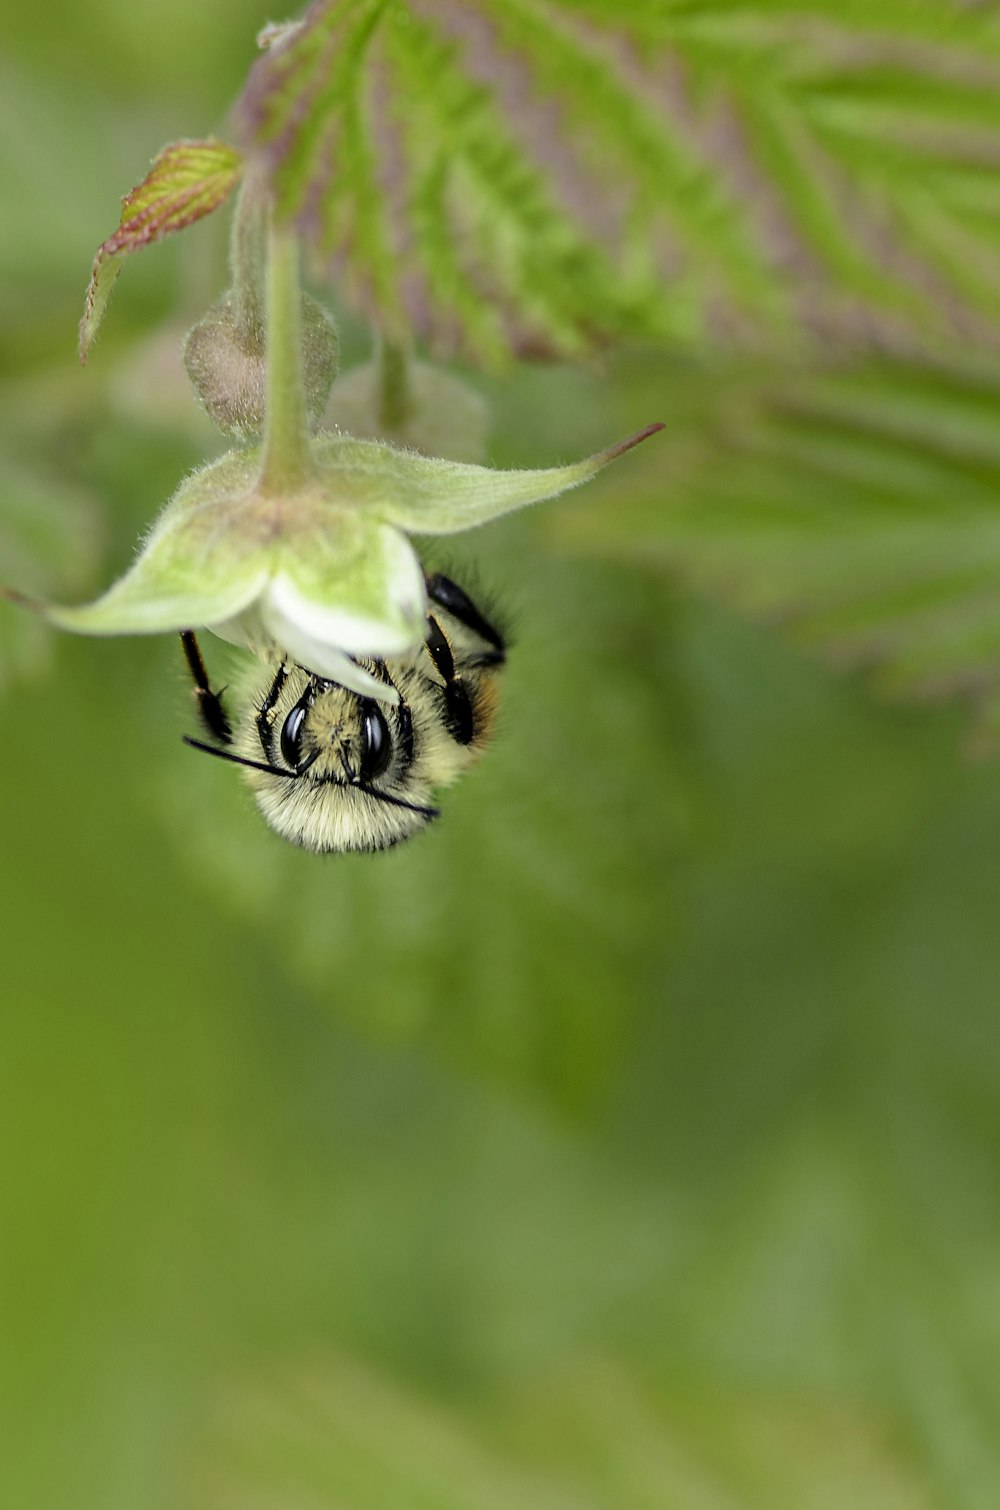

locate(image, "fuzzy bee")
[[181, 572, 506, 852]]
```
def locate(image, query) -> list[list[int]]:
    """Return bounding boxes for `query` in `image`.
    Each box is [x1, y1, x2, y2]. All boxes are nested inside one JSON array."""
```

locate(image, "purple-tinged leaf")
[[80, 138, 244, 363], [235, 0, 1000, 367]]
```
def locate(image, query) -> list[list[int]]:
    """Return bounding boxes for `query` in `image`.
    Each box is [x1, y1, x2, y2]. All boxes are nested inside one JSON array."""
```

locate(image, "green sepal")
[[37, 446, 426, 702], [44, 453, 266, 634], [312, 424, 665, 535]]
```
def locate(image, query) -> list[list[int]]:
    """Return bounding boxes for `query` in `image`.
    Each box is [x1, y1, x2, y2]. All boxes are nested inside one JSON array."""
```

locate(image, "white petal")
[[258, 589, 402, 703], [266, 571, 421, 657]]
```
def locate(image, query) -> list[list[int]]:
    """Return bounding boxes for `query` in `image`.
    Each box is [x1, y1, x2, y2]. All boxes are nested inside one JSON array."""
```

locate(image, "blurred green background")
[[3, 5, 1000, 1508]]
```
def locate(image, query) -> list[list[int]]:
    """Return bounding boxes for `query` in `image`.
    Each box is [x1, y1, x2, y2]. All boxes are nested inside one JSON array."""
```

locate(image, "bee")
[[180, 572, 506, 852]]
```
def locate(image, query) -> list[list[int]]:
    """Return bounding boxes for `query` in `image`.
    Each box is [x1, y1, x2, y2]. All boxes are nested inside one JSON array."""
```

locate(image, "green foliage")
[[237, 0, 1000, 364], [8, 596, 1000, 1510], [556, 352, 1000, 744], [0, 454, 101, 690], [7, 4, 1000, 1510], [188, 1355, 937, 1508], [32, 0, 1000, 735]]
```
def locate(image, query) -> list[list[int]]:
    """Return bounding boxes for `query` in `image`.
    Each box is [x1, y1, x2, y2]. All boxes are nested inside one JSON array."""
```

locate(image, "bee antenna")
[[184, 736, 439, 821], [338, 744, 438, 822], [182, 734, 299, 781], [362, 787, 440, 822]]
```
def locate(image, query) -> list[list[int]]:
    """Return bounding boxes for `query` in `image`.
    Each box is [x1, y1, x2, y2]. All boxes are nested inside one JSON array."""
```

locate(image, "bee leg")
[[425, 573, 506, 663], [254, 663, 288, 764], [373, 661, 415, 766], [179, 630, 233, 745], [424, 615, 475, 745]]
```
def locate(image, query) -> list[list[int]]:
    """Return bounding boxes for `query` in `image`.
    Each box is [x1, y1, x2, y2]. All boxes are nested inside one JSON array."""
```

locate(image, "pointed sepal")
[[312, 424, 665, 535], [42, 453, 266, 633]]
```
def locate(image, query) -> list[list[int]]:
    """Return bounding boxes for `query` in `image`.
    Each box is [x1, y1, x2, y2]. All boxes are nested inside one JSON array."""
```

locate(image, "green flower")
[[42, 424, 662, 702]]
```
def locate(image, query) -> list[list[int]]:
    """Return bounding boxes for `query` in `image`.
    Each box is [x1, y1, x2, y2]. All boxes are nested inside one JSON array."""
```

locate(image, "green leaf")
[[236, 0, 1000, 365], [79, 138, 243, 363], [556, 354, 1000, 744]]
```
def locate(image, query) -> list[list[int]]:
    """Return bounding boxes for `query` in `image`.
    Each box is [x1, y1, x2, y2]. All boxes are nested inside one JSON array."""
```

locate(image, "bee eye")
[[359, 701, 392, 782], [280, 702, 308, 770]]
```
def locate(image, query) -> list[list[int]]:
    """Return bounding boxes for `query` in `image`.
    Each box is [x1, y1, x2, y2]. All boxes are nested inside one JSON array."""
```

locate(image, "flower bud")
[[183, 288, 338, 441], [326, 350, 489, 463]]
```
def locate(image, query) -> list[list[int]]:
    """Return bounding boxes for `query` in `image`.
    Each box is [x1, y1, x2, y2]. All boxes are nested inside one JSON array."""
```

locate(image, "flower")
[[29, 207, 664, 700], [40, 424, 663, 702]]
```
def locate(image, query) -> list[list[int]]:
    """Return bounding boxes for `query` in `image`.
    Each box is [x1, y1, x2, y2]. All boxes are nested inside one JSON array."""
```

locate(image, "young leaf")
[[79, 138, 243, 363], [236, 0, 1000, 365]]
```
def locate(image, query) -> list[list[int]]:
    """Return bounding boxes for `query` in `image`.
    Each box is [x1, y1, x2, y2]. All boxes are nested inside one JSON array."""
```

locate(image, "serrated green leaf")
[[556, 355, 1000, 744], [236, 0, 1000, 365], [79, 138, 243, 362]]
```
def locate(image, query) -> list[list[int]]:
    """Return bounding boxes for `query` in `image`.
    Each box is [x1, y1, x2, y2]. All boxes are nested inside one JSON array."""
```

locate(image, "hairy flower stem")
[[259, 220, 313, 494], [376, 337, 413, 431], [229, 181, 266, 337]]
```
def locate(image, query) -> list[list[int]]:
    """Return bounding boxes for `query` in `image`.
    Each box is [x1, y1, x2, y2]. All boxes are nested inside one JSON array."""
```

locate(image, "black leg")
[[424, 615, 475, 745], [374, 661, 415, 769], [180, 630, 233, 744], [424, 615, 456, 683], [425, 573, 506, 660], [255, 663, 287, 763]]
